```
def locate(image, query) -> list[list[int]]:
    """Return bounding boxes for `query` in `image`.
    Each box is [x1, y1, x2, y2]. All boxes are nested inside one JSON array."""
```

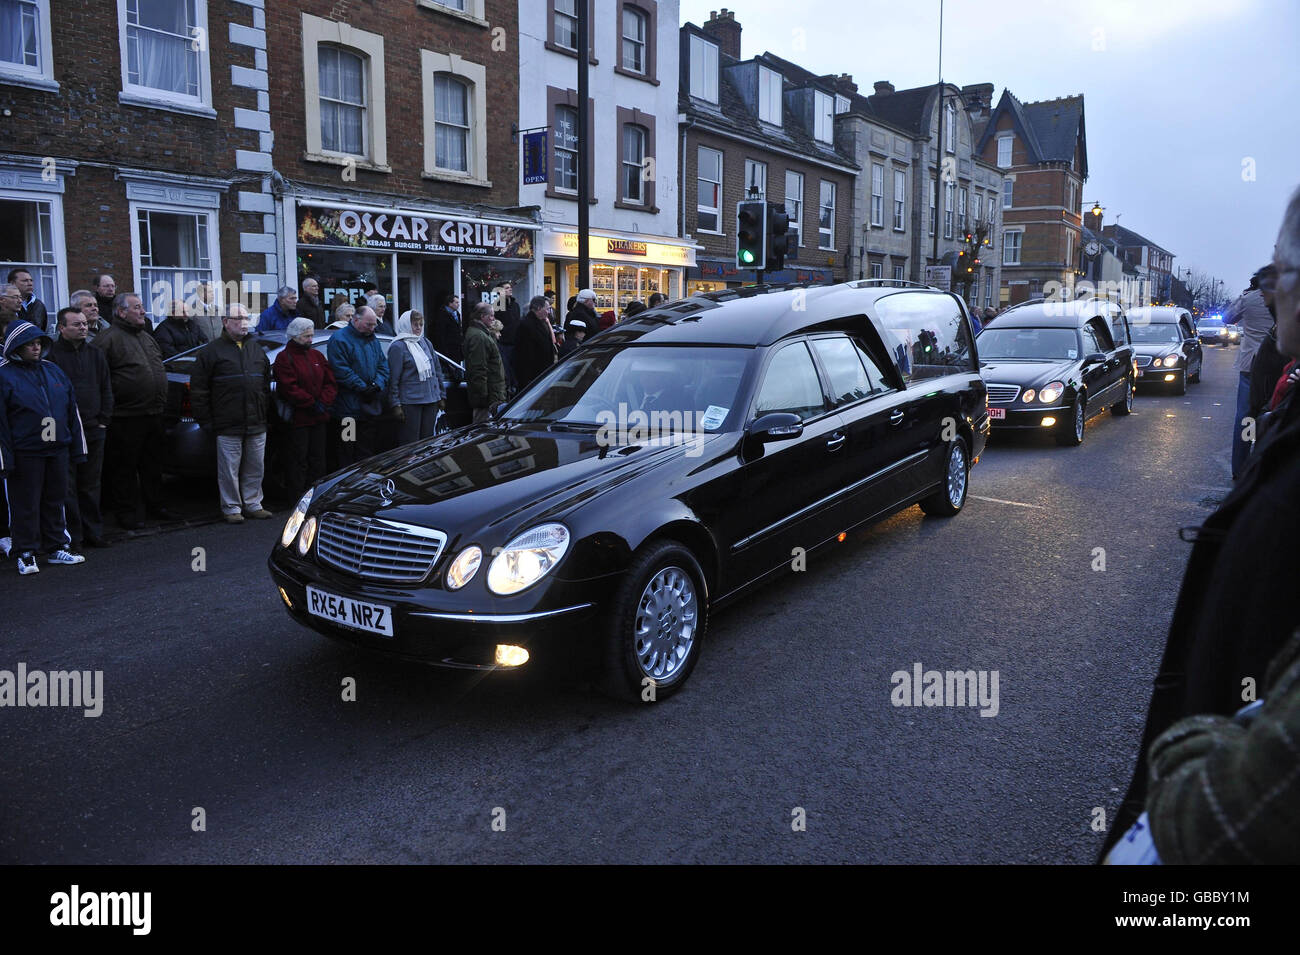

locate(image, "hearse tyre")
[[918, 438, 969, 517], [1057, 394, 1086, 446]]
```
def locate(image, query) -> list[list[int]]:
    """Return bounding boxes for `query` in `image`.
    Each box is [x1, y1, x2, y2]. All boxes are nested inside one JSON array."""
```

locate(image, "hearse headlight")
[[281, 489, 313, 548], [1039, 382, 1065, 404], [1021, 388, 1036, 403], [446, 545, 483, 590], [297, 516, 317, 556], [487, 524, 571, 595]]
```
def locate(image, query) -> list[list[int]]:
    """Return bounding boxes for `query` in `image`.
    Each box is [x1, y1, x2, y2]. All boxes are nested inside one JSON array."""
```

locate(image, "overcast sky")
[[680, 0, 1300, 296]]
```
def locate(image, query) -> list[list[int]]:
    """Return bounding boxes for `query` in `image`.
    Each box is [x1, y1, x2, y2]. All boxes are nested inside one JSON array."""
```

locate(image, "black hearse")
[[268, 282, 990, 700], [976, 298, 1137, 445]]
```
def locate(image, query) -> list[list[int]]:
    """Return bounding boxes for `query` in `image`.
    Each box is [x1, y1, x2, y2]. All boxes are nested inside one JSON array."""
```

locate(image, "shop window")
[[0, 197, 61, 310], [319, 45, 367, 156], [697, 147, 722, 233], [302, 14, 388, 171], [422, 51, 488, 185], [133, 206, 219, 323], [117, 0, 212, 115], [0, 0, 56, 90]]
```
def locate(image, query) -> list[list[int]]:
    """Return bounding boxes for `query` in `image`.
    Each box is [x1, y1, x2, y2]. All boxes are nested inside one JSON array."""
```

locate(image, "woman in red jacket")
[[273, 318, 338, 499]]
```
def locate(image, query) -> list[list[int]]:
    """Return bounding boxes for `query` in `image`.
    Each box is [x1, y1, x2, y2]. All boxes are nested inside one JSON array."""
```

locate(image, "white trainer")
[[47, 549, 86, 566], [17, 552, 39, 575]]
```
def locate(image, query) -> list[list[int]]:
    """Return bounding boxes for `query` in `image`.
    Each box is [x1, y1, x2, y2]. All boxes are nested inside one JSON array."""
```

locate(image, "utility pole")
[[576, 1, 590, 293]]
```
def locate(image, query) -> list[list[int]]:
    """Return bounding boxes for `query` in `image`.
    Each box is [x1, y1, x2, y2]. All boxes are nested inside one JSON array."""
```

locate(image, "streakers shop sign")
[[297, 205, 534, 259]]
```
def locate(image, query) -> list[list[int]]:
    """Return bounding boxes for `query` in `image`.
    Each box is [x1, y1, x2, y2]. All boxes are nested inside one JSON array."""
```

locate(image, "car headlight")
[[487, 524, 571, 595], [1021, 388, 1036, 403], [281, 488, 313, 548], [446, 545, 483, 590], [297, 516, 317, 556], [1039, 381, 1065, 403]]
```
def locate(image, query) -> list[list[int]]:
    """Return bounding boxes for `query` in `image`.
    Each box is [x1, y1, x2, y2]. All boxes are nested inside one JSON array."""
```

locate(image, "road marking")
[[970, 495, 1046, 510]]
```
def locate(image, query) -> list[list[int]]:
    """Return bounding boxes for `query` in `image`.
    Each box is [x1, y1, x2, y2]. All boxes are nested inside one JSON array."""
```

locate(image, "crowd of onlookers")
[[0, 266, 667, 576]]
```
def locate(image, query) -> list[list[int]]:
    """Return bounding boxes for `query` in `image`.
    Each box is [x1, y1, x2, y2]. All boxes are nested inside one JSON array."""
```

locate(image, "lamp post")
[[1085, 201, 1104, 284]]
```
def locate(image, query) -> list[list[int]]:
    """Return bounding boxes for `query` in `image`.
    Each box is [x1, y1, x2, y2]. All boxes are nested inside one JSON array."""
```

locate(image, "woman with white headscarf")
[[387, 310, 444, 443]]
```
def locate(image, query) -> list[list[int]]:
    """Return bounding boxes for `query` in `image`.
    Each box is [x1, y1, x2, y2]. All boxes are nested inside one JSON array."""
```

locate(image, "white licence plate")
[[988, 407, 1006, 420], [306, 586, 394, 637]]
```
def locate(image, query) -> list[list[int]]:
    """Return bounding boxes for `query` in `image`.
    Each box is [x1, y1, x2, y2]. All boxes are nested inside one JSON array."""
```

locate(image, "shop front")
[[687, 259, 835, 295], [291, 199, 538, 323], [540, 229, 696, 314]]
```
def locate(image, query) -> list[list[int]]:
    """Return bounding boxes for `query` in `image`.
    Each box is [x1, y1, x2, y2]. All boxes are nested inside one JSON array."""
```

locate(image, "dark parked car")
[[268, 282, 990, 700], [976, 298, 1136, 445], [161, 328, 470, 481], [1126, 306, 1202, 395]]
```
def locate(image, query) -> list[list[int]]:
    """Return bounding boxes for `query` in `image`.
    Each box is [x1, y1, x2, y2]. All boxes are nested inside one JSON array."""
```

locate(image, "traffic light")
[[736, 200, 766, 270], [766, 205, 790, 272]]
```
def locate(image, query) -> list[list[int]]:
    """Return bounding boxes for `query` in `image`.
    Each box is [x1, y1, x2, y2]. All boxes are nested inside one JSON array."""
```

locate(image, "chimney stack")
[[703, 8, 742, 60], [873, 80, 895, 96]]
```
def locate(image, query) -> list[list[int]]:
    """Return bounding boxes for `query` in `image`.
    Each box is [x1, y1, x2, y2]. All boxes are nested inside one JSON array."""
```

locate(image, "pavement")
[[0, 345, 1241, 863]]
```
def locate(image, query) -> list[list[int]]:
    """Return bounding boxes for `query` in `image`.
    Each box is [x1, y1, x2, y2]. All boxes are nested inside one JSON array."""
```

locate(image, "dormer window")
[[688, 34, 717, 103], [834, 94, 850, 114], [814, 90, 833, 143], [758, 66, 782, 125]]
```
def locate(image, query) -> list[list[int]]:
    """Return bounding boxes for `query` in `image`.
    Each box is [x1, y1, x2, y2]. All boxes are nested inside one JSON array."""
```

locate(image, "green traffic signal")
[[739, 250, 755, 264]]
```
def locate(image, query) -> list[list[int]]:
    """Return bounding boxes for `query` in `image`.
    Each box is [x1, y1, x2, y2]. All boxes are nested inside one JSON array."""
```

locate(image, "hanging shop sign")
[[297, 205, 534, 259]]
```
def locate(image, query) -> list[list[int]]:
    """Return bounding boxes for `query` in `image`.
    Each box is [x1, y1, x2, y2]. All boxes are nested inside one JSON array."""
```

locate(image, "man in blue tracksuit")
[[0, 321, 89, 574]]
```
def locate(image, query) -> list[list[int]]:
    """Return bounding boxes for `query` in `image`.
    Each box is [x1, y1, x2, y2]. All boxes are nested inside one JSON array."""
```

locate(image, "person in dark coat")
[[431, 294, 464, 364], [558, 317, 588, 358], [0, 284, 20, 555], [274, 318, 337, 500], [8, 268, 48, 338], [494, 282, 522, 392], [297, 277, 327, 329], [327, 307, 389, 466], [566, 288, 598, 335], [93, 275, 117, 320], [512, 296, 558, 391], [1101, 184, 1300, 859], [153, 303, 209, 358], [0, 320, 88, 573], [257, 286, 299, 333], [93, 292, 173, 529], [47, 307, 114, 548], [191, 304, 273, 522], [463, 302, 505, 424]]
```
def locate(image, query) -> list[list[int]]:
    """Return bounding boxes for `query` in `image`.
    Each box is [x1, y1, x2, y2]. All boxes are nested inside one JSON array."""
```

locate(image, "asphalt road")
[[1, 345, 1240, 864]]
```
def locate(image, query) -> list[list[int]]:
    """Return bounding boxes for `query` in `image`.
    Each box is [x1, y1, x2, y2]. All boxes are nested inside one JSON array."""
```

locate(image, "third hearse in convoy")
[[976, 298, 1137, 445], [268, 282, 989, 700], [1126, 305, 1203, 395]]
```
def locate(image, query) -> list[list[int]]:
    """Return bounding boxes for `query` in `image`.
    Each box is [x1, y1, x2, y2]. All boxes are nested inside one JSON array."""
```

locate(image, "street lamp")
[[1088, 201, 1103, 221]]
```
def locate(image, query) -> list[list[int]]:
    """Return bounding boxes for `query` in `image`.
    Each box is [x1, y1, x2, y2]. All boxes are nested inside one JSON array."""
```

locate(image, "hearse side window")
[[754, 341, 827, 421], [873, 291, 976, 384], [1109, 311, 1130, 346], [851, 338, 892, 393], [1080, 323, 1104, 355], [1087, 318, 1114, 351], [1179, 317, 1193, 339], [811, 336, 872, 408]]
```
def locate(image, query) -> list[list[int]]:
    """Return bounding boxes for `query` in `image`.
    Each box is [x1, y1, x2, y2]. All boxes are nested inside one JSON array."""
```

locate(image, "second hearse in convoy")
[[976, 298, 1137, 445], [1125, 306, 1203, 395], [268, 282, 989, 700]]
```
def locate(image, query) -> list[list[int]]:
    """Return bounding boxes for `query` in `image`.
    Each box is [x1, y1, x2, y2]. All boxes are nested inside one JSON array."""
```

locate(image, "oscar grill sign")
[[297, 205, 533, 259]]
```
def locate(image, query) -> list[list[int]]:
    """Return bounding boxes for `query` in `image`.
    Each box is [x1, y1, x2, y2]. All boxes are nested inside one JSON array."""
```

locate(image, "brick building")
[[678, 10, 856, 293], [268, 0, 537, 320], [0, 0, 271, 322], [974, 90, 1088, 305]]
